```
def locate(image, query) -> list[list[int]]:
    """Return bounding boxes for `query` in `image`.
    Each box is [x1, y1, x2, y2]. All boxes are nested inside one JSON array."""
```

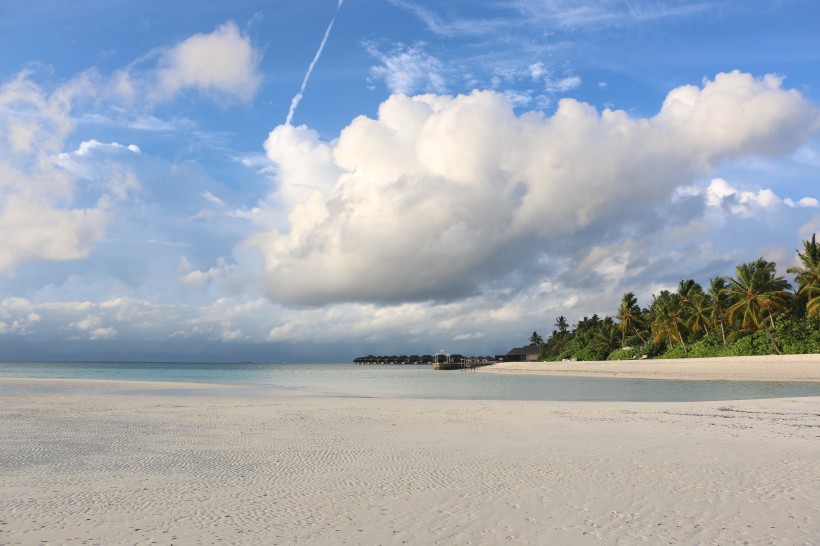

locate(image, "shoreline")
[[479, 353, 820, 382]]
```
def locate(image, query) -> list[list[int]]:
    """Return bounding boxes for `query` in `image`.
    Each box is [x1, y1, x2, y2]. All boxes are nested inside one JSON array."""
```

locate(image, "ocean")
[[1, 360, 819, 402]]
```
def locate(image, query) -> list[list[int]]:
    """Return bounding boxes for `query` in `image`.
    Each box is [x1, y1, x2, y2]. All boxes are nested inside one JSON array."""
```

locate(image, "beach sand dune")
[[1, 378, 818, 544]]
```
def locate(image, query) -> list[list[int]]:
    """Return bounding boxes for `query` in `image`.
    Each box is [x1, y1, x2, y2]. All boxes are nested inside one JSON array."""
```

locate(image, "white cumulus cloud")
[[254, 71, 818, 306], [154, 21, 261, 102], [702, 177, 819, 217], [0, 297, 41, 335], [68, 315, 118, 340], [179, 257, 233, 287], [785, 197, 819, 208], [262, 124, 341, 210]]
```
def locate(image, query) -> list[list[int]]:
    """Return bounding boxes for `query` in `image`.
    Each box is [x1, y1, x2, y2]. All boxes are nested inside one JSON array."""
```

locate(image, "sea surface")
[[1, 360, 819, 402]]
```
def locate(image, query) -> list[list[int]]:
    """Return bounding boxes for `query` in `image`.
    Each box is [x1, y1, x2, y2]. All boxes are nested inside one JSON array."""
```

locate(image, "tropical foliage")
[[537, 235, 820, 361], [788, 234, 820, 318], [616, 292, 644, 345]]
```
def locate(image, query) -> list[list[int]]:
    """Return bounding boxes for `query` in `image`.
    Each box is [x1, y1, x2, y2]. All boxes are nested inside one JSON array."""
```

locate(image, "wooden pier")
[[432, 360, 495, 371]]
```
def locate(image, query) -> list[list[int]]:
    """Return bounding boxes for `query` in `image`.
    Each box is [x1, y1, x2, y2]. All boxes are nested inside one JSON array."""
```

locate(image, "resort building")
[[497, 343, 541, 362]]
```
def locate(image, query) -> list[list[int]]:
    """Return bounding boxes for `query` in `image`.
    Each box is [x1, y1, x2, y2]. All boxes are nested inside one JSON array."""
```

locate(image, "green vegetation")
[[533, 235, 820, 361]]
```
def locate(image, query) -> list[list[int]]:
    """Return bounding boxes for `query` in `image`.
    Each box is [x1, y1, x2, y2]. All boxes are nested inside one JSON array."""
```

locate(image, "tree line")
[[530, 235, 820, 361]]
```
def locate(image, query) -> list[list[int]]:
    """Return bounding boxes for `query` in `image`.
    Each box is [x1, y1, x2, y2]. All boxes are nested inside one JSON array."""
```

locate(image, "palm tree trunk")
[[719, 321, 726, 345], [674, 326, 687, 354], [764, 326, 782, 355]]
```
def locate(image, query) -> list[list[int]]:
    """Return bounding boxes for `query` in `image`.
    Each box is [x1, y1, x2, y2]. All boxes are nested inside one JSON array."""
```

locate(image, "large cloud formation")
[[257, 71, 818, 306]]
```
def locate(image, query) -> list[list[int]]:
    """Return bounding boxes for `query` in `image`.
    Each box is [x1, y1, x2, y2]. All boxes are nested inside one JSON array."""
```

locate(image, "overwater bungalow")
[[353, 351, 502, 368]]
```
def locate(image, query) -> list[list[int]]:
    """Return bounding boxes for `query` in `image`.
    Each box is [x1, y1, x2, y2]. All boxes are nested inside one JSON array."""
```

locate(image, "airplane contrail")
[[285, 0, 345, 126]]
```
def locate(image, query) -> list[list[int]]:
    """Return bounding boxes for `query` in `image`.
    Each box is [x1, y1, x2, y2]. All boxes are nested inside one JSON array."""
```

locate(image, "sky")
[[1, 0, 819, 362]]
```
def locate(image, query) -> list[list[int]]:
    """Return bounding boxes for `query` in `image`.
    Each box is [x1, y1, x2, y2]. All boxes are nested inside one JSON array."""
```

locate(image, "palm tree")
[[805, 281, 820, 318], [725, 258, 792, 354], [592, 317, 621, 357], [677, 279, 704, 308], [649, 290, 687, 354], [787, 234, 820, 318], [555, 316, 569, 334], [616, 292, 645, 346], [676, 279, 703, 336], [686, 292, 712, 338], [707, 276, 730, 344], [530, 331, 543, 345]]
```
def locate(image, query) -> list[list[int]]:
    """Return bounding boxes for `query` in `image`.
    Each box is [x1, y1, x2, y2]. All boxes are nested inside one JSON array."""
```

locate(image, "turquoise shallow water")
[[1, 361, 819, 402]]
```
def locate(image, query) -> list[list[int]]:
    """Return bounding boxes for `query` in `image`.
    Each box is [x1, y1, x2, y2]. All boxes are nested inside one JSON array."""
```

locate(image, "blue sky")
[[1, 0, 819, 362]]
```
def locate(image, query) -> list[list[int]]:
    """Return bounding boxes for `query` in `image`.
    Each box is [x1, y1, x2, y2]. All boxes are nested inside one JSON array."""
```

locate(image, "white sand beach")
[[480, 354, 820, 382], [1, 371, 818, 544]]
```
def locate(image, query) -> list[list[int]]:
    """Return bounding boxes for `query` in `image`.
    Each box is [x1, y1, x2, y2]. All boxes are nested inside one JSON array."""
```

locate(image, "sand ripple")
[[1, 384, 818, 544]]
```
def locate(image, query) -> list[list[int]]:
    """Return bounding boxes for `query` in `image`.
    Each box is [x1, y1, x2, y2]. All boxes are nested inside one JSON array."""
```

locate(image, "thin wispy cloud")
[[386, 0, 514, 37], [286, 0, 345, 126], [392, 0, 717, 36], [508, 0, 715, 31], [366, 43, 448, 95]]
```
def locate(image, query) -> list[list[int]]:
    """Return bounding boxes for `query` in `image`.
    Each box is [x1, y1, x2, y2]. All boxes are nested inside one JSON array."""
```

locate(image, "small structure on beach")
[[432, 350, 455, 369], [496, 343, 541, 362]]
